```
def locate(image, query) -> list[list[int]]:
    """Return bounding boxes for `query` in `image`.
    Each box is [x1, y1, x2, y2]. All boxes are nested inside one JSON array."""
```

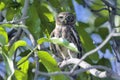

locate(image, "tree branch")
[[60, 58, 120, 79], [0, 16, 28, 25], [32, 58, 120, 79]]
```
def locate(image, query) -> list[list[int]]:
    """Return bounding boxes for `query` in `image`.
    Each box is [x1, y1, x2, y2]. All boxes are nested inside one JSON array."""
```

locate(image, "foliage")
[[0, 0, 120, 80]]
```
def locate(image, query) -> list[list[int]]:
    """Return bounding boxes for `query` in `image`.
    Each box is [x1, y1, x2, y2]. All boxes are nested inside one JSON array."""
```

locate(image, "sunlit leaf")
[[17, 56, 28, 66], [44, 13, 54, 22], [50, 37, 79, 52], [9, 40, 26, 58], [37, 37, 79, 52], [37, 51, 68, 80], [14, 70, 27, 80], [37, 37, 50, 44], [0, 2, 5, 11], [18, 60, 29, 73], [15, 60, 29, 80]]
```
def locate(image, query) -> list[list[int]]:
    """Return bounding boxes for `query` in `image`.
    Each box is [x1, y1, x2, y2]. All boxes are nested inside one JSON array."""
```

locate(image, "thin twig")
[[17, 45, 38, 67], [34, 53, 40, 80], [70, 29, 115, 73], [8, 28, 23, 47], [0, 16, 28, 25]]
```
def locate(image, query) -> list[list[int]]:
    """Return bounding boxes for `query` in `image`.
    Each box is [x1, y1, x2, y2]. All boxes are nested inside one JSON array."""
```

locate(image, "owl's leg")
[[68, 50, 73, 58]]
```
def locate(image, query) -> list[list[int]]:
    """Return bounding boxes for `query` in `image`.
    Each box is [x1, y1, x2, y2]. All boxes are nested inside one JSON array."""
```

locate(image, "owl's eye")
[[58, 16, 63, 19], [67, 16, 74, 22]]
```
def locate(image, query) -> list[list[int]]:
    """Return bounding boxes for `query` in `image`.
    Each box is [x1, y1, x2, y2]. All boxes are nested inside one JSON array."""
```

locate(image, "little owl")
[[50, 12, 83, 61]]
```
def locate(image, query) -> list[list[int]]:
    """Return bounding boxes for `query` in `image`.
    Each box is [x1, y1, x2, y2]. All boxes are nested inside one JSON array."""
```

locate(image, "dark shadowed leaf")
[[97, 28, 111, 52], [75, 0, 84, 4], [76, 26, 99, 61], [94, 17, 108, 27], [97, 58, 111, 68], [26, 4, 41, 40]]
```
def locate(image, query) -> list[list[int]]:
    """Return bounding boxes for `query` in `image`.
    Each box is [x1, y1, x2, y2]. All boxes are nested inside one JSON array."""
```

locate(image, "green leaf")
[[90, 0, 109, 17], [50, 37, 79, 52], [94, 17, 108, 27], [76, 26, 99, 61], [14, 70, 27, 80], [1, 52, 14, 80], [0, 2, 5, 11], [77, 22, 89, 28], [18, 60, 29, 74], [75, 0, 84, 4], [26, 4, 41, 40], [0, 27, 8, 45], [44, 13, 54, 22], [17, 56, 29, 66], [37, 51, 67, 80], [34, 1, 55, 37], [48, 0, 60, 9], [37, 37, 79, 52], [37, 37, 50, 44], [77, 72, 90, 80], [97, 58, 111, 68], [0, 35, 6, 46], [97, 28, 111, 52], [9, 40, 26, 58], [6, 8, 16, 21], [15, 60, 29, 80]]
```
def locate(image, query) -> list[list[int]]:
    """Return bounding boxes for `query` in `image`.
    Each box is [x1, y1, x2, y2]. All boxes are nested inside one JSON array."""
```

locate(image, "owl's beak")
[[63, 19, 67, 24]]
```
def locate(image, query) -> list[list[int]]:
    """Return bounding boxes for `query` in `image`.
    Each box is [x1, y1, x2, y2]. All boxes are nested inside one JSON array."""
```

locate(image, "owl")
[[50, 12, 83, 61]]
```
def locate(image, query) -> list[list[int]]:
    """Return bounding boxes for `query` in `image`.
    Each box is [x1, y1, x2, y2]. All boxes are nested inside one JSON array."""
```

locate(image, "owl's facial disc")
[[56, 12, 75, 26]]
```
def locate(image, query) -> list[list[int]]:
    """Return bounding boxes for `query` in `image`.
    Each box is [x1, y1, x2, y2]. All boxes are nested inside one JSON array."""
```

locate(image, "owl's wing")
[[50, 30, 59, 55], [70, 27, 83, 58]]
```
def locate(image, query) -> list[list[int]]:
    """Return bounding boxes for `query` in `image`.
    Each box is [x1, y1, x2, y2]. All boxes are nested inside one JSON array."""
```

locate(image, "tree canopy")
[[0, 0, 120, 80]]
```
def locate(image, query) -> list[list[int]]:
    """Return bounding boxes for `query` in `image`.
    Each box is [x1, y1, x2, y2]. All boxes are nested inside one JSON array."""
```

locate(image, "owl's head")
[[56, 12, 76, 26]]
